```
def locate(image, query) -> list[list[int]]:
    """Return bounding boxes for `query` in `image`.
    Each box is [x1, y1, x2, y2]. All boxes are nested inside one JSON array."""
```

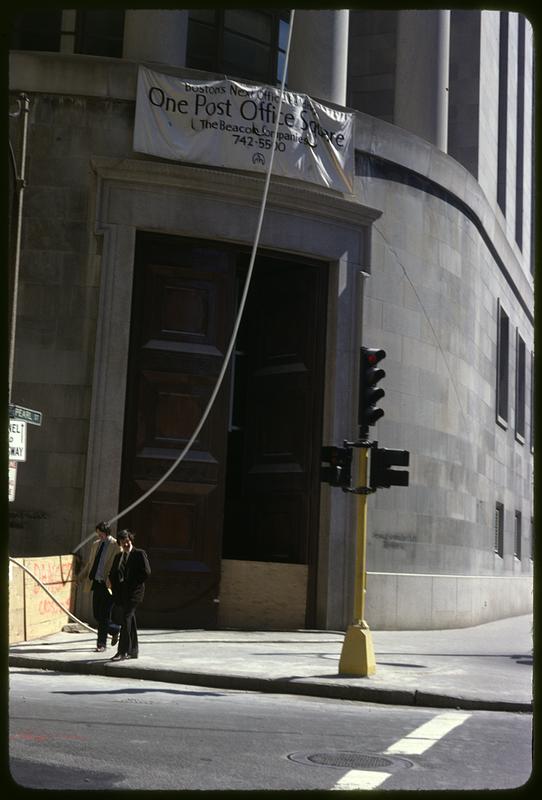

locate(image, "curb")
[[8, 655, 532, 714]]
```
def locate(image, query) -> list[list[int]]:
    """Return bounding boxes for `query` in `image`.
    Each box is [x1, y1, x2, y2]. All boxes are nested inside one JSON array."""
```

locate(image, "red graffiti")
[[28, 559, 74, 595], [37, 597, 68, 617]]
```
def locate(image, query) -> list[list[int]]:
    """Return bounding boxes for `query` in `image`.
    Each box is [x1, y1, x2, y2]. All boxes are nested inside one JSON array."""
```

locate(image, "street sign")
[[9, 420, 27, 461], [9, 403, 43, 426], [9, 460, 17, 502]]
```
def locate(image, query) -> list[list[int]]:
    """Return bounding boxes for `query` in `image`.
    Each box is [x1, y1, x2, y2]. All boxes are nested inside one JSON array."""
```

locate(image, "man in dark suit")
[[108, 529, 151, 661]]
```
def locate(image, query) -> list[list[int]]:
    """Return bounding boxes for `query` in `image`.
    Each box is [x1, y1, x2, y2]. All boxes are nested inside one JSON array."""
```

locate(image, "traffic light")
[[370, 445, 410, 489], [321, 445, 353, 488], [359, 347, 386, 437]]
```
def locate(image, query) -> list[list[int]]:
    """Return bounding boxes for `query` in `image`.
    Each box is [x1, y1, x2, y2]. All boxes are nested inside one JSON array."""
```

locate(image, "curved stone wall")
[[353, 115, 533, 627]]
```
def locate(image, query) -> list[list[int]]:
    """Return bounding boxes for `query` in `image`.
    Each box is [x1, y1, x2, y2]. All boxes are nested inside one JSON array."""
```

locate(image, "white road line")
[[384, 711, 471, 756], [330, 711, 471, 790], [331, 770, 392, 790]]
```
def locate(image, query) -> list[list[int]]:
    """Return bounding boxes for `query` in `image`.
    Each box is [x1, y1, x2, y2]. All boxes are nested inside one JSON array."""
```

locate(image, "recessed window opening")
[[515, 15, 525, 249], [495, 502, 504, 557], [496, 301, 509, 427], [75, 10, 125, 58], [187, 10, 290, 86], [514, 510, 522, 560], [530, 54, 536, 276], [497, 11, 509, 215], [530, 351, 535, 453], [10, 10, 61, 52], [515, 330, 526, 441], [10, 10, 125, 57]]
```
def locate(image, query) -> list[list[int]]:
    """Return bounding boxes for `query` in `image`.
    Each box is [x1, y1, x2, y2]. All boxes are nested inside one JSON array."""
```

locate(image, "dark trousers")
[[118, 600, 139, 657], [92, 581, 121, 647]]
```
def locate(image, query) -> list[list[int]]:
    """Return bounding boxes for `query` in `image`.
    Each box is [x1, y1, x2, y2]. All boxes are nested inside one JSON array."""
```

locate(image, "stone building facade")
[[9, 10, 534, 630]]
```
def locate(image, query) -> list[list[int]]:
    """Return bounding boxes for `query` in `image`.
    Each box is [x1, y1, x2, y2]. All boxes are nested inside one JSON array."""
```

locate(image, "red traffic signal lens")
[[361, 347, 386, 366]]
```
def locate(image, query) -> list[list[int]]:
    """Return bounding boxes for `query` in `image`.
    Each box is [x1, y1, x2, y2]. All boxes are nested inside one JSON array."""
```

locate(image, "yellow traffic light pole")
[[338, 443, 376, 676]]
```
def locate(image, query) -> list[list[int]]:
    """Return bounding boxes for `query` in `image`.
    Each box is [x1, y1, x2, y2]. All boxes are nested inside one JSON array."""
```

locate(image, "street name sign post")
[[9, 403, 42, 426], [7, 405, 42, 501]]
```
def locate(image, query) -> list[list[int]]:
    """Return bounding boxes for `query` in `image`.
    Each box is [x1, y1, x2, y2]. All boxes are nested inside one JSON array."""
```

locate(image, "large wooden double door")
[[120, 234, 327, 628]]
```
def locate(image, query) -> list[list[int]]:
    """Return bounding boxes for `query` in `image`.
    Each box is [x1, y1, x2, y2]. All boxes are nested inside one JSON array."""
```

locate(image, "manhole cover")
[[288, 751, 413, 772], [309, 753, 394, 769]]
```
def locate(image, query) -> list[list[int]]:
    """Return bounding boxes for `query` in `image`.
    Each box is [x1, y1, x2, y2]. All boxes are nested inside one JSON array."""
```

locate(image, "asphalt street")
[[9, 668, 533, 791]]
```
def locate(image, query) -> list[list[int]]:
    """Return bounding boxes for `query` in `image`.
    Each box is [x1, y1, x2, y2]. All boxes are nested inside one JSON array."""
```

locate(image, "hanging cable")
[[9, 93, 30, 404], [73, 11, 296, 555]]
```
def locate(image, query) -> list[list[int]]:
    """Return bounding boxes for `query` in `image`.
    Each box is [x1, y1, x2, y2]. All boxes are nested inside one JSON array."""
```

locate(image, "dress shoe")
[[128, 653, 138, 659], [110, 652, 127, 661], [95, 645, 106, 653], [111, 632, 119, 647]]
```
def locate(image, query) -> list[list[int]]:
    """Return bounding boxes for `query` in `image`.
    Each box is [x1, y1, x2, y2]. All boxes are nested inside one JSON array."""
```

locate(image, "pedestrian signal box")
[[321, 445, 353, 489], [370, 445, 410, 489]]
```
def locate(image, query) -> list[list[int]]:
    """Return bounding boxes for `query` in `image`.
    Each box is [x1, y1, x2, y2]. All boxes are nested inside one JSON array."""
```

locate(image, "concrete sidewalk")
[[9, 614, 533, 713]]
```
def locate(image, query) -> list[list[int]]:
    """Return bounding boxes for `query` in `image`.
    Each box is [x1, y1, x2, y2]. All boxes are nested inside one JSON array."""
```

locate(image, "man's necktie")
[[119, 553, 127, 582], [89, 541, 105, 581]]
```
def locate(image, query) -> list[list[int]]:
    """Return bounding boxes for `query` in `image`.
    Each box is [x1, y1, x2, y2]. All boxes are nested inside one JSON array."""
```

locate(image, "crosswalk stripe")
[[329, 711, 472, 789], [384, 711, 471, 755], [331, 769, 392, 790]]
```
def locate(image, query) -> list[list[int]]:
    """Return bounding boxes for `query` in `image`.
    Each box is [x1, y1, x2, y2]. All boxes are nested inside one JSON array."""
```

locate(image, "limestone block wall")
[[366, 571, 532, 630], [360, 167, 533, 573], [9, 76, 136, 555]]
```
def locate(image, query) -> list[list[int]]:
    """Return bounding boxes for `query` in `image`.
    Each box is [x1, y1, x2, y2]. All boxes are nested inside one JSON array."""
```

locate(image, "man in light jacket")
[[78, 521, 121, 652]]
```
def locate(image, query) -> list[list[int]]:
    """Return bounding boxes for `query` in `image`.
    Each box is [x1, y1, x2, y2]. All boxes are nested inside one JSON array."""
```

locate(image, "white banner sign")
[[134, 67, 354, 194]]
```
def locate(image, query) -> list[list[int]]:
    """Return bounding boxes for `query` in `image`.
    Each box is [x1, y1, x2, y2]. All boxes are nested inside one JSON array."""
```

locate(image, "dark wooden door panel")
[[133, 483, 222, 627], [136, 369, 221, 461], [224, 254, 327, 588], [244, 257, 325, 486], [145, 264, 230, 357], [245, 493, 307, 562], [122, 238, 327, 628], [120, 235, 235, 628], [246, 370, 310, 480]]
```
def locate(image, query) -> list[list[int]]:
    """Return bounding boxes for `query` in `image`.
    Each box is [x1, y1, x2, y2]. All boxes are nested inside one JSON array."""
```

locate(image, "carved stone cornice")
[[90, 156, 381, 229]]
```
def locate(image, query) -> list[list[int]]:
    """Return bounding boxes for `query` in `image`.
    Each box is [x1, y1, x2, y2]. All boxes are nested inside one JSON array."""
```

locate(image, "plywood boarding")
[[9, 560, 26, 644], [16, 556, 76, 641], [219, 559, 308, 629]]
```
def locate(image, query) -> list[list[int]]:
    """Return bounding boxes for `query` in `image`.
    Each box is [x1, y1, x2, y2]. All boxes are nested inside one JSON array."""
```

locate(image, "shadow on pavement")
[[51, 687, 226, 697]]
